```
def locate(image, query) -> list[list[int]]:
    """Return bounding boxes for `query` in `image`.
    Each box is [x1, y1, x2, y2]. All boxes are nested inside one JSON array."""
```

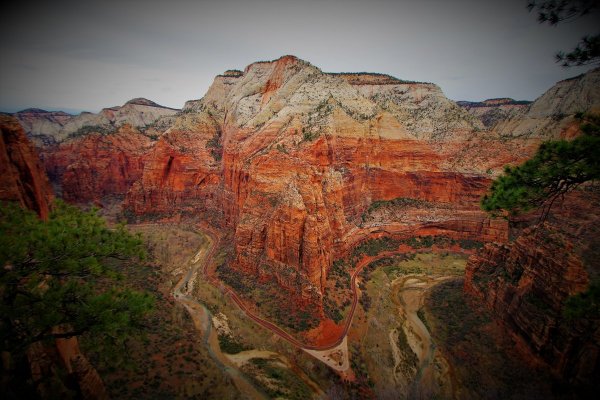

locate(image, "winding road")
[[174, 225, 420, 377], [172, 235, 268, 400]]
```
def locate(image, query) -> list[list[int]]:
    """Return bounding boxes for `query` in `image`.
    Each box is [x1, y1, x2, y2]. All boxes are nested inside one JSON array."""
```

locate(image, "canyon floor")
[[81, 220, 563, 399]]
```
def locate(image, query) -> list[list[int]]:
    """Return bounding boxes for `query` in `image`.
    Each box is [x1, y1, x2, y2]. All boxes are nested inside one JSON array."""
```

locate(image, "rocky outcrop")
[[0, 115, 54, 219], [11, 98, 179, 146], [26, 326, 108, 400], [464, 190, 600, 390]]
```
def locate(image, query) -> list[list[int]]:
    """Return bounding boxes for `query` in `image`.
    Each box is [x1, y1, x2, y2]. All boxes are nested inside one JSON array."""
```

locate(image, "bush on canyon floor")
[[244, 358, 312, 400], [0, 200, 154, 386], [217, 333, 248, 354]]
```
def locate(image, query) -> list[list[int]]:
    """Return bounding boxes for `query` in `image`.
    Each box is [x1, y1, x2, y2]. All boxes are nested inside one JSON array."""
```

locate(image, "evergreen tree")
[[527, 0, 600, 66], [481, 115, 600, 218], [0, 200, 154, 389]]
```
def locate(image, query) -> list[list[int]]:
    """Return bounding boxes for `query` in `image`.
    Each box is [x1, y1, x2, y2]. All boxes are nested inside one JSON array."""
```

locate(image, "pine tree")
[[0, 200, 154, 390], [481, 115, 600, 219]]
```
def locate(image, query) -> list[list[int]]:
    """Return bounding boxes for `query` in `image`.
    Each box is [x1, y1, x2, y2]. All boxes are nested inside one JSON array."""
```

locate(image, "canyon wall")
[[464, 190, 600, 390], [43, 125, 154, 203], [0, 115, 54, 219]]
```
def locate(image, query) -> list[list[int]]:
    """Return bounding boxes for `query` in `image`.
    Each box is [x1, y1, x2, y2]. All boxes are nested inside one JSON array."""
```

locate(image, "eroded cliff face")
[[43, 125, 154, 203], [125, 111, 223, 218], [0, 115, 54, 219], [493, 68, 600, 139], [464, 190, 600, 389]]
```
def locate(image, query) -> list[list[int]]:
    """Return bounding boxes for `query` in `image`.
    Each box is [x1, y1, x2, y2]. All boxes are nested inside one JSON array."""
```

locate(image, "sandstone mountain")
[[30, 57, 600, 323], [9, 98, 179, 146], [493, 68, 600, 139]]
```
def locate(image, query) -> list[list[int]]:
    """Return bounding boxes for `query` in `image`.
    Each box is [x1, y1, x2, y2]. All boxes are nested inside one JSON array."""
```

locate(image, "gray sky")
[[1, 0, 598, 113]]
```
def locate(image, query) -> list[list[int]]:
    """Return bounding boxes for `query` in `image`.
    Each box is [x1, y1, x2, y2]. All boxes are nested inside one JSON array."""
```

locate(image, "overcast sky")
[[1, 0, 598, 113]]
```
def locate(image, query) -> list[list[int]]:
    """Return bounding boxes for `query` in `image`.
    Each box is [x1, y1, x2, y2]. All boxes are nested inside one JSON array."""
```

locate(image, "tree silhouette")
[[527, 0, 600, 66]]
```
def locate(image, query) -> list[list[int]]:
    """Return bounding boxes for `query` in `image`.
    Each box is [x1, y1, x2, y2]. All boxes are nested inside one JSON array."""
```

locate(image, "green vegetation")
[[301, 127, 319, 142], [0, 201, 154, 394], [216, 261, 320, 332], [380, 253, 468, 279], [351, 236, 481, 262], [206, 132, 223, 161], [396, 328, 418, 369], [564, 281, 600, 319], [67, 124, 114, 139], [362, 197, 435, 221], [217, 334, 248, 354], [481, 115, 600, 219], [417, 307, 431, 332], [352, 237, 400, 258], [244, 358, 312, 400], [528, 0, 599, 66]]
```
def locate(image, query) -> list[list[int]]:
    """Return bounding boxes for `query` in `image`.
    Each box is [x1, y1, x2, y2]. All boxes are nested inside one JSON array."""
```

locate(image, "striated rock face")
[[464, 190, 600, 389], [125, 112, 223, 217], [43, 125, 154, 203], [11, 97, 179, 146], [0, 115, 54, 219]]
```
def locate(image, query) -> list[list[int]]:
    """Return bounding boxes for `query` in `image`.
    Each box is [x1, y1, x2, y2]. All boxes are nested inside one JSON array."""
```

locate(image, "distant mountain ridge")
[[456, 98, 532, 107], [8, 97, 180, 146]]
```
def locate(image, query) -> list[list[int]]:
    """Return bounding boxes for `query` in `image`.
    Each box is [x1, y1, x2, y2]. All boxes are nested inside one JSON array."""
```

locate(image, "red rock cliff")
[[43, 125, 154, 204], [0, 115, 54, 219], [33, 58, 600, 319], [126, 56, 513, 303]]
